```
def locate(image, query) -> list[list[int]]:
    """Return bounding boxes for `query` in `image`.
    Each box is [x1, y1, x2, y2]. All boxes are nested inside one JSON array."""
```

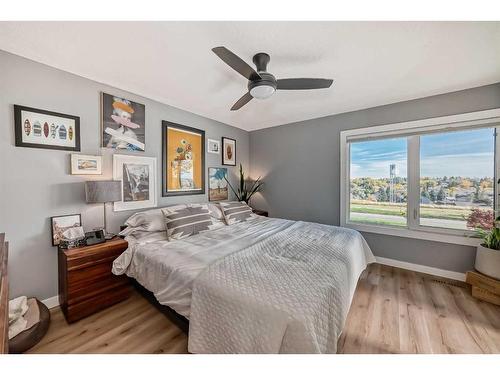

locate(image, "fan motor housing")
[[248, 72, 277, 99], [248, 72, 277, 90]]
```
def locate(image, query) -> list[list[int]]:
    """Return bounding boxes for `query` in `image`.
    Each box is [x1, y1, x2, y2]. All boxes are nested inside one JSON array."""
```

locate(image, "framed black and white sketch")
[[113, 154, 157, 211], [51, 214, 82, 246], [222, 137, 236, 166], [14, 105, 80, 151], [207, 138, 220, 154], [101, 92, 146, 151], [70, 154, 102, 175]]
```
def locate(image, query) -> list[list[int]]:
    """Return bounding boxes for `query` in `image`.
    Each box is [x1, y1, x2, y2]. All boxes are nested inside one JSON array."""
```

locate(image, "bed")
[[112, 214, 375, 354]]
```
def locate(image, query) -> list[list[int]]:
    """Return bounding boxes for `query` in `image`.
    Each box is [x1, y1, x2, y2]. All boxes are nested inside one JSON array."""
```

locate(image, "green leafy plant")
[[224, 164, 263, 204], [475, 215, 500, 250]]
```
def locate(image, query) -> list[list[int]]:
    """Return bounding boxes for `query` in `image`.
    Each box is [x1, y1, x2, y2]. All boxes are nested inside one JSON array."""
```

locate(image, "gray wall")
[[250, 83, 500, 273], [0, 50, 249, 300]]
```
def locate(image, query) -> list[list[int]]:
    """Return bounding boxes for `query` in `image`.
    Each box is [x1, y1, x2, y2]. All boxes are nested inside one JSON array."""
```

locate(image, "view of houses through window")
[[349, 127, 495, 232]]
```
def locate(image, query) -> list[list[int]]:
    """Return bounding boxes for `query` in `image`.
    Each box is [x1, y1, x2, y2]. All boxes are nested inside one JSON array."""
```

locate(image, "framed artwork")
[[14, 105, 80, 151], [222, 137, 236, 166], [209, 167, 228, 201], [70, 154, 102, 175], [51, 214, 82, 246], [113, 154, 157, 211], [162, 121, 205, 196], [101, 92, 146, 151], [207, 138, 220, 154]]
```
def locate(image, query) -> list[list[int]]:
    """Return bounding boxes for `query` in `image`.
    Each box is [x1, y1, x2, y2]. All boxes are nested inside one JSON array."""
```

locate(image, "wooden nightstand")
[[58, 238, 131, 323], [252, 209, 269, 217]]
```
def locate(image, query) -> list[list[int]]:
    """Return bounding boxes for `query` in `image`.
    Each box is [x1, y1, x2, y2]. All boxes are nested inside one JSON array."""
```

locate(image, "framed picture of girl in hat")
[[101, 92, 146, 151]]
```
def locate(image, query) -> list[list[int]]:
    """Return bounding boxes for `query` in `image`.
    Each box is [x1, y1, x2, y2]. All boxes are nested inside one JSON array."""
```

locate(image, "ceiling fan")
[[212, 46, 334, 111]]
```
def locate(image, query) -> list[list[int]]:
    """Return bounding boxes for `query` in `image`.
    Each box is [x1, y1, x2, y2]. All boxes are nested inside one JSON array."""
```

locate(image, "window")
[[349, 137, 408, 227], [340, 109, 500, 245], [419, 128, 494, 231]]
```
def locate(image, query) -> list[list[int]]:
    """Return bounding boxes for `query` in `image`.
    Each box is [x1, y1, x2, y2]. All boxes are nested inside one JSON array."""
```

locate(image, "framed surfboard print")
[[14, 105, 81, 151]]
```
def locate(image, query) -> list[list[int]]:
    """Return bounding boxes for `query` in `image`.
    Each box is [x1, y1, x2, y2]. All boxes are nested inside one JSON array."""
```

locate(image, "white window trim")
[[340, 108, 500, 247]]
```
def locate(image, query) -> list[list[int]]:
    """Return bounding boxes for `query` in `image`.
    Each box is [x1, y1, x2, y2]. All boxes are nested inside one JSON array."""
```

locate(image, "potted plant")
[[224, 163, 263, 205], [469, 209, 500, 280]]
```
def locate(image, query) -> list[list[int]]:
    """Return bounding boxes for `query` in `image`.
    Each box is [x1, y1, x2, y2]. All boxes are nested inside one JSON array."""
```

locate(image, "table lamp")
[[85, 180, 121, 240]]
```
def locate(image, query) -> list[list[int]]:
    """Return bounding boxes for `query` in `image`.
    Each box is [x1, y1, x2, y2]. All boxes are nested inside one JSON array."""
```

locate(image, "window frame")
[[340, 108, 500, 246]]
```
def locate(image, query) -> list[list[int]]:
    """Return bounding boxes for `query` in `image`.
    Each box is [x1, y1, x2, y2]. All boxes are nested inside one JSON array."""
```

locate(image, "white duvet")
[[113, 216, 374, 353]]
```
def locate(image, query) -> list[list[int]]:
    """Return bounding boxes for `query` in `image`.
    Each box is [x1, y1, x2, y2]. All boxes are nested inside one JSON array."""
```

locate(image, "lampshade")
[[85, 180, 121, 203]]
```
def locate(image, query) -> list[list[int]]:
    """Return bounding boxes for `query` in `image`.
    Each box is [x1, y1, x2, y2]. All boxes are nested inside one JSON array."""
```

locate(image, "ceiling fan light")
[[250, 84, 275, 99]]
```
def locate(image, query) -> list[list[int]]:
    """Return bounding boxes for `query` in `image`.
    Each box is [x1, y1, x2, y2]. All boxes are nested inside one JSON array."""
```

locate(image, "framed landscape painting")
[[162, 121, 205, 196], [70, 154, 102, 175], [14, 105, 80, 151], [209, 167, 228, 201], [101, 92, 146, 151], [222, 137, 236, 166], [113, 154, 157, 211]]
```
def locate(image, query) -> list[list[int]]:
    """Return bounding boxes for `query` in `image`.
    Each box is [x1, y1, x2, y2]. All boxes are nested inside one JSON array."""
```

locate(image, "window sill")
[[343, 222, 481, 247]]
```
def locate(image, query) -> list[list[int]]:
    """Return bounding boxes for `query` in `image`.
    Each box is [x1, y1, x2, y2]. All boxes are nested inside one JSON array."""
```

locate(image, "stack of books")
[[466, 271, 500, 306]]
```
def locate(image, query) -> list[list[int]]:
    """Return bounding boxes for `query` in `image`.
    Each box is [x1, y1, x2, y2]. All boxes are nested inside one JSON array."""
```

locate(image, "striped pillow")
[[162, 204, 213, 241], [219, 201, 253, 225]]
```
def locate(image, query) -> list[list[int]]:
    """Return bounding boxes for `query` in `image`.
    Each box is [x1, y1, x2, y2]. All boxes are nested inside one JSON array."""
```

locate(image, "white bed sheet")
[[112, 216, 293, 317]]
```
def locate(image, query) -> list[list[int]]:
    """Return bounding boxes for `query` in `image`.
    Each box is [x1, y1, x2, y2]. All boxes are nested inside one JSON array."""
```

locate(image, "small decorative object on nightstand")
[[252, 209, 269, 217], [58, 238, 131, 323]]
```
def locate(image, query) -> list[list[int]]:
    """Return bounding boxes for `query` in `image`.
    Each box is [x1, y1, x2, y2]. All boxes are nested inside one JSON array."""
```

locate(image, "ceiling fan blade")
[[231, 92, 253, 111], [276, 78, 333, 90], [212, 46, 262, 81]]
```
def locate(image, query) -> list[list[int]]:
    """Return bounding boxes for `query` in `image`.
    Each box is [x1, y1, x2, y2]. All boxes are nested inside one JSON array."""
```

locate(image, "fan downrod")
[[253, 53, 270, 73]]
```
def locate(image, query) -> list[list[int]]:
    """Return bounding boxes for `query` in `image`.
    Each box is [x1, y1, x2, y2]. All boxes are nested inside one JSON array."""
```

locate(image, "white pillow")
[[124, 205, 187, 232]]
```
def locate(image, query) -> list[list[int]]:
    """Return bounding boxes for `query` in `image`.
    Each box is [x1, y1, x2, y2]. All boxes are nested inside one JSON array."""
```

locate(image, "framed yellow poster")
[[162, 121, 205, 196]]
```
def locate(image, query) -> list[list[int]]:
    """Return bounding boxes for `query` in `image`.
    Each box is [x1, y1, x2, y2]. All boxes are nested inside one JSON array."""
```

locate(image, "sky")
[[350, 128, 494, 179]]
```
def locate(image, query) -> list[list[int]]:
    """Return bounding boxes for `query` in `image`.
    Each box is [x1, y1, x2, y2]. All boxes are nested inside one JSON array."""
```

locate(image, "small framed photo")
[[207, 139, 220, 154], [222, 137, 236, 166], [71, 154, 102, 175], [51, 214, 82, 246], [14, 105, 80, 151]]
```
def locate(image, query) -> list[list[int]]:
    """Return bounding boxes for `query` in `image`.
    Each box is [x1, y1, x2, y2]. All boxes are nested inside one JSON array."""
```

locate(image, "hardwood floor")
[[28, 264, 500, 354], [27, 292, 188, 354]]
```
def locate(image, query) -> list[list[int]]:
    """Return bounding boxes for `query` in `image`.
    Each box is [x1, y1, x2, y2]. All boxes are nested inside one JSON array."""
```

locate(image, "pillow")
[[219, 201, 253, 225], [124, 205, 187, 232], [162, 204, 215, 241], [207, 203, 224, 221]]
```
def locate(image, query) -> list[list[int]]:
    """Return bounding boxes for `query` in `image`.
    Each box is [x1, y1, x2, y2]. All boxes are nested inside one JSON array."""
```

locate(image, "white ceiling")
[[1, 22, 500, 131]]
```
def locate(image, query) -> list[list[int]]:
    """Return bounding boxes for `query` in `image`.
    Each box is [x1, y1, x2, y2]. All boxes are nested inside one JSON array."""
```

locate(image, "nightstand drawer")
[[68, 261, 117, 289], [66, 285, 132, 323], [66, 244, 126, 271], [67, 275, 130, 305]]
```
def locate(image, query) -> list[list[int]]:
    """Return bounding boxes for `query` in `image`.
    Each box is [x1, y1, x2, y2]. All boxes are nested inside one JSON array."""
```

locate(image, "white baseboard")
[[376, 256, 466, 282], [41, 295, 59, 309]]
